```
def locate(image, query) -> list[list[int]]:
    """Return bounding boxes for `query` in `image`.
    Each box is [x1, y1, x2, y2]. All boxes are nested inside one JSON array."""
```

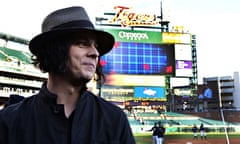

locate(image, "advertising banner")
[[134, 86, 166, 101], [104, 74, 165, 86], [104, 29, 162, 44]]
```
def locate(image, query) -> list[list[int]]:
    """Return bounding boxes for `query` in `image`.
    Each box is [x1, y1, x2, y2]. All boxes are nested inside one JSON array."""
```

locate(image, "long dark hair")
[[31, 34, 105, 83]]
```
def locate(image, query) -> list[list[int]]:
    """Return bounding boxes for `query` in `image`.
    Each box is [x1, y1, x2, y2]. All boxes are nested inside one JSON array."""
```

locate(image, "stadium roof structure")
[[0, 32, 29, 45]]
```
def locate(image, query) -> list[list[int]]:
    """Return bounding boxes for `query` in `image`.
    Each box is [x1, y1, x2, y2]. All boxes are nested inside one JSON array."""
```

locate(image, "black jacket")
[[0, 84, 136, 144]]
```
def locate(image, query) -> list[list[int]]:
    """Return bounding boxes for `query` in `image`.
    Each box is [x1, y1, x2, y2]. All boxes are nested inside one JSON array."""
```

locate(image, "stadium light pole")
[[218, 77, 230, 144]]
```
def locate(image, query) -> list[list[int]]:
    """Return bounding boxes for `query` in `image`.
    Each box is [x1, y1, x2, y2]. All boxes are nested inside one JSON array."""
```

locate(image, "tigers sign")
[[109, 6, 160, 27]]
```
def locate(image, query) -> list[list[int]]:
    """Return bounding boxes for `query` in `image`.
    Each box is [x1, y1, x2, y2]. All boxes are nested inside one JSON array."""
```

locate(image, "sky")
[[0, 0, 240, 84]]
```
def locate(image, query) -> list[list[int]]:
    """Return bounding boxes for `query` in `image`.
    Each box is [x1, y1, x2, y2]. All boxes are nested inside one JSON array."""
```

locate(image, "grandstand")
[[180, 110, 240, 123], [0, 46, 32, 64], [0, 33, 47, 105], [127, 110, 240, 133]]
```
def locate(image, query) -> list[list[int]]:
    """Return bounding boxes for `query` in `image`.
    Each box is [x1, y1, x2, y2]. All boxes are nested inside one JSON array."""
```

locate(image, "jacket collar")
[[38, 82, 88, 105]]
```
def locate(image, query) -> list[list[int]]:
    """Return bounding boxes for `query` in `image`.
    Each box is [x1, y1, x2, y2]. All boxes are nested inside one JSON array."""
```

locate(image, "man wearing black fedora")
[[0, 6, 136, 144]]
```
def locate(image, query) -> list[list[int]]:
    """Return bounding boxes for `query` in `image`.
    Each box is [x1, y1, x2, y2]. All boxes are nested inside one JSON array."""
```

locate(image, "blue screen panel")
[[134, 86, 165, 99], [101, 42, 175, 75]]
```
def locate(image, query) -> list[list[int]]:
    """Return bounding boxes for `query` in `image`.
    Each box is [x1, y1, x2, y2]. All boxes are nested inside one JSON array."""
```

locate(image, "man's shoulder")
[[1, 95, 35, 115], [0, 96, 34, 124]]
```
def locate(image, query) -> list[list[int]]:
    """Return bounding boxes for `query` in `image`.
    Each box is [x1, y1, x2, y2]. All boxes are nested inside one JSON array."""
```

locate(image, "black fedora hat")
[[29, 6, 115, 56]]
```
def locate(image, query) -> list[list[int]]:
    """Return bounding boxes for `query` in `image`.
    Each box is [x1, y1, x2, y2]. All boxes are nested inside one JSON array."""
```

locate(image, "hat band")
[[51, 20, 94, 31]]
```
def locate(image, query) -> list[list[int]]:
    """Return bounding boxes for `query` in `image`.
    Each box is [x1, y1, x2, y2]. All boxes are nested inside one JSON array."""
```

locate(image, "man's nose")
[[88, 43, 99, 58]]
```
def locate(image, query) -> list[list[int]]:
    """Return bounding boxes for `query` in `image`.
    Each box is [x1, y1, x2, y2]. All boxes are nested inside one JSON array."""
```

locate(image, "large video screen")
[[198, 84, 218, 100], [101, 42, 175, 75]]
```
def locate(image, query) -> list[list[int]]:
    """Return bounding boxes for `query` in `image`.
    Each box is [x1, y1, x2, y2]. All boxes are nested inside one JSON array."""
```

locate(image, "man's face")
[[65, 35, 99, 84]]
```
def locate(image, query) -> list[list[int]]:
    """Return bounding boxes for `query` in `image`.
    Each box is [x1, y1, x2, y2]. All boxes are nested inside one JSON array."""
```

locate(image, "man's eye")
[[94, 43, 98, 48], [74, 41, 89, 47], [73, 40, 98, 48]]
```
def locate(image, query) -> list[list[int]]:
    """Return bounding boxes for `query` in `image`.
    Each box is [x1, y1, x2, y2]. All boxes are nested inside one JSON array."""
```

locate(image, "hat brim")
[[29, 28, 115, 56]]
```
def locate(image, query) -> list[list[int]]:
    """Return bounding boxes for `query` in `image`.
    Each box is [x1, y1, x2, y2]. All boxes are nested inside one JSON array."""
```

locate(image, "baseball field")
[[134, 133, 240, 144]]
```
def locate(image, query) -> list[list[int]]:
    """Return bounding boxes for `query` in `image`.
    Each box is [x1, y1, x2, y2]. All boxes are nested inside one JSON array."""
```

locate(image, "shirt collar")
[[38, 82, 88, 105]]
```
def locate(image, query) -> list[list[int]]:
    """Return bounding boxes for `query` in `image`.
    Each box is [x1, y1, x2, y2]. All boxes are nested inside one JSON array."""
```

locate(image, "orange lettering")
[[110, 6, 159, 27]]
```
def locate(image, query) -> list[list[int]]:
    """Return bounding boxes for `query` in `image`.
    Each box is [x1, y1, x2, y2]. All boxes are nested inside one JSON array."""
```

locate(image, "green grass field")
[[134, 132, 240, 144]]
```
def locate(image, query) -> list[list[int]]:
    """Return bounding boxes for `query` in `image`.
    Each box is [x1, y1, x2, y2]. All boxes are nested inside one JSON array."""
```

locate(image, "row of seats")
[[0, 47, 32, 64]]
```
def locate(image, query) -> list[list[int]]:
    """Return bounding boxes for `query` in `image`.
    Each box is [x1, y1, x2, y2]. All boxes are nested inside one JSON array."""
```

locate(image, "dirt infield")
[[164, 138, 239, 144]]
